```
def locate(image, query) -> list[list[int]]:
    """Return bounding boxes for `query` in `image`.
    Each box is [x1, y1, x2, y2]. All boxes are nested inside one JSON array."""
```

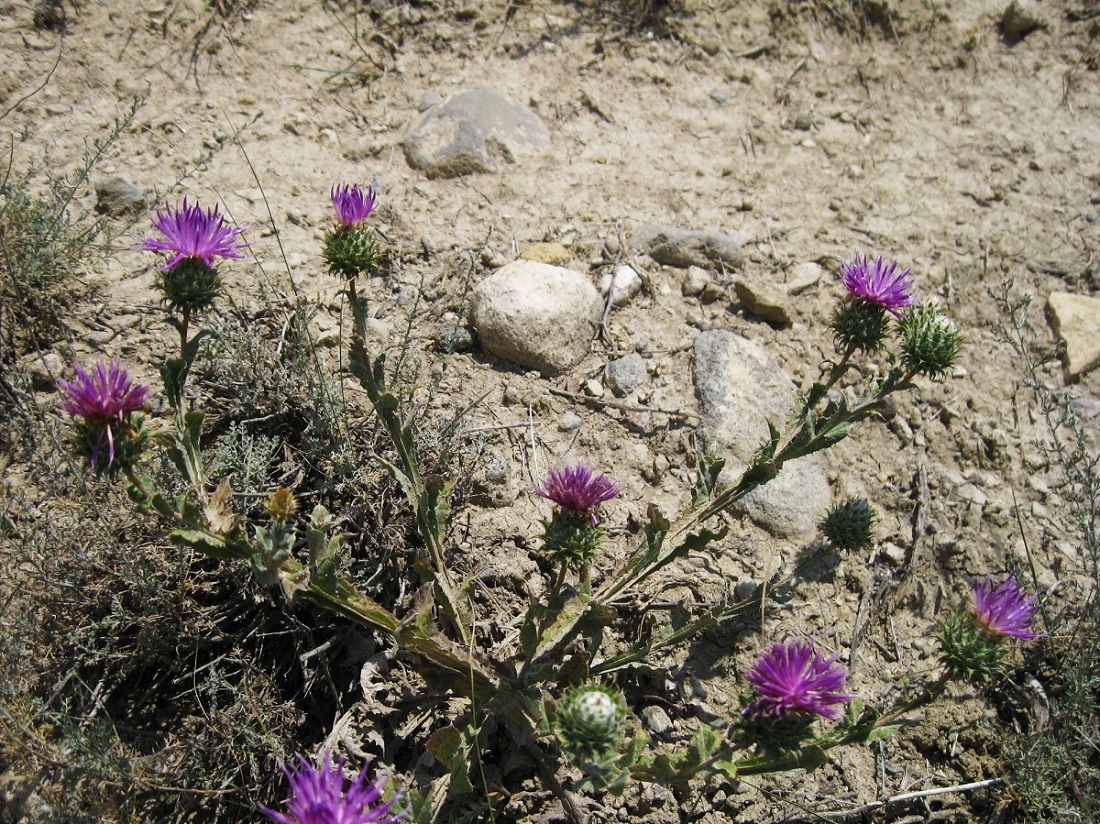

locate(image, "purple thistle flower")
[[57, 359, 151, 468], [972, 572, 1044, 641], [743, 640, 852, 720], [261, 752, 405, 824], [839, 254, 917, 318], [139, 197, 248, 271], [535, 464, 619, 525], [331, 183, 378, 227]]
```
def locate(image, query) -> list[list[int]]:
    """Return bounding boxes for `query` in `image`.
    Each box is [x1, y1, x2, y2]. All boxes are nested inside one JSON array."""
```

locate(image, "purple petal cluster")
[[139, 197, 248, 270], [261, 752, 405, 824], [743, 640, 852, 720], [839, 254, 917, 317], [535, 464, 619, 524], [331, 183, 378, 227], [58, 359, 151, 468], [973, 572, 1044, 640]]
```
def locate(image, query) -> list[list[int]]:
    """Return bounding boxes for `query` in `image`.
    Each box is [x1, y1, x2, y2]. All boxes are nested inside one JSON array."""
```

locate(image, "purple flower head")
[[58, 359, 151, 468], [261, 752, 405, 824], [331, 183, 378, 228], [839, 254, 917, 317], [743, 640, 852, 720], [139, 197, 249, 271], [535, 464, 619, 524], [972, 572, 1044, 641]]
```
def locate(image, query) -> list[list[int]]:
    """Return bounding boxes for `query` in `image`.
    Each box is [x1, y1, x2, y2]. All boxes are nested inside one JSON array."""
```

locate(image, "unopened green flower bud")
[[323, 225, 382, 279], [541, 510, 605, 569], [158, 257, 223, 315], [936, 612, 1006, 684], [899, 303, 961, 380], [556, 685, 627, 760], [820, 497, 876, 552], [830, 300, 890, 354]]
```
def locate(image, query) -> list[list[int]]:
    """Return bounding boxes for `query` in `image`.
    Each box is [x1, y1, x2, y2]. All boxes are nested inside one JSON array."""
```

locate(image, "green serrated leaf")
[[866, 724, 902, 742]]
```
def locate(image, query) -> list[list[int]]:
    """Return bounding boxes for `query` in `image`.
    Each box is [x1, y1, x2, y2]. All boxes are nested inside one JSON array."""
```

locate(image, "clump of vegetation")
[[993, 285, 1100, 822]]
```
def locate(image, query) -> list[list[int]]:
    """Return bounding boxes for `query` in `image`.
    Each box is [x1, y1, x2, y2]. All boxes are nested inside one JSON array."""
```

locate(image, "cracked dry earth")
[[3, 0, 1100, 821]]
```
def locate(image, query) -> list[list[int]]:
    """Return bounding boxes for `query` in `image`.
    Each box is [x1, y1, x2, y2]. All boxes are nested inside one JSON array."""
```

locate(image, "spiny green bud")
[[555, 685, 627, 760], [323, 225, 382, 279], [158, 257, 222, 315], [541, 510, 605, 569], [830, 300, 890, 355], [899, 303, 962, 380], [820, 497, 876, 552], [936, 612, 1006, 684]]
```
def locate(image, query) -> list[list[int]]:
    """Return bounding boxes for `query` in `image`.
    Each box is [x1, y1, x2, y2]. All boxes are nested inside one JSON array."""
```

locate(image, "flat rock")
[[693, 330, 831, 537], [471, 260, 600, 376], [520, 242, 571, 265], [787, 261, 823, 294], [95, 176, 145, 215], [403, 87, 549, 179], [630, 223, 746, 268], [1047, 291, 1100, 380]]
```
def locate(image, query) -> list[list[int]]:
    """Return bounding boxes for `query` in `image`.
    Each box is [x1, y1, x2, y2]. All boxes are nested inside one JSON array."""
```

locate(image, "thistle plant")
[[54, 185, 1036, 821], [57, 358, 151, 473], [535, 464, 619, 588], [261, 752, 406, 824], [323, 182, 382, 280]]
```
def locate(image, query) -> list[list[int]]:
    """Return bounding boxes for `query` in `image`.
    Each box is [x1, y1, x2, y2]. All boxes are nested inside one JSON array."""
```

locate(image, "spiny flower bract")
[[139, 197, 248, 271], [534, 464, 619, 525], [57, 359, 151, 469], [899, 302, 962, 380], [555, 684, 628, 760], [331, 183, 378, 227], [839, 254, 917, 318], [973, 571, 1044, 641], [261, 752, 405, 824], [743, 640, 852, 720]]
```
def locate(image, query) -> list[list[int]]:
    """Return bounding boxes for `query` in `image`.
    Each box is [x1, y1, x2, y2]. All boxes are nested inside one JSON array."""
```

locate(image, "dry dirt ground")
[[3, 0, 1100, 821]]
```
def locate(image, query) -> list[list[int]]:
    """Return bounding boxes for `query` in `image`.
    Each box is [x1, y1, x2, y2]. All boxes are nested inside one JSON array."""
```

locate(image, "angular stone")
[[403, 87, 549, 179], [733, 277, 791, 325], [693, 330, 831, 537], [471, 260, 600, 376], [605, 352, 647, 397], [630, 223, 746, 268], [599, 264, 642, 306], [1048, 291, 1100, 380]]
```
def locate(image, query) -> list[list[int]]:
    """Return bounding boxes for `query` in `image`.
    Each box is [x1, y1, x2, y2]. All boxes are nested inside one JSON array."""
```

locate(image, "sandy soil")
[[3, 0, 1100, 820]]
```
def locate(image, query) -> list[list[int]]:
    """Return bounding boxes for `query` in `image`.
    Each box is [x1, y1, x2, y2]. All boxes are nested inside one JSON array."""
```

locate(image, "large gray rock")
[[1048, 291, 1100, 381], [693, 330, 831, 537], [404, 87, 549, 179], [630, 223, 746, 268], [471, 260, 600, 376]]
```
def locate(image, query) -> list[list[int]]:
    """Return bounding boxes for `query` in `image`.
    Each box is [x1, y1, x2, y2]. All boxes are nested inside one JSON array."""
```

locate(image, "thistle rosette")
[[899, 302, 962, 380], [57, 359, 151, 474], [534, 464, 619, 568], [323, 183, 382, 279], [820, 497, 876, 552], [831, 254, 917, 354], [139, 197, 248, 314], [937, 572, 1044, 684], [555, 684, 628, 761], [261, 752, 405, 824]]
